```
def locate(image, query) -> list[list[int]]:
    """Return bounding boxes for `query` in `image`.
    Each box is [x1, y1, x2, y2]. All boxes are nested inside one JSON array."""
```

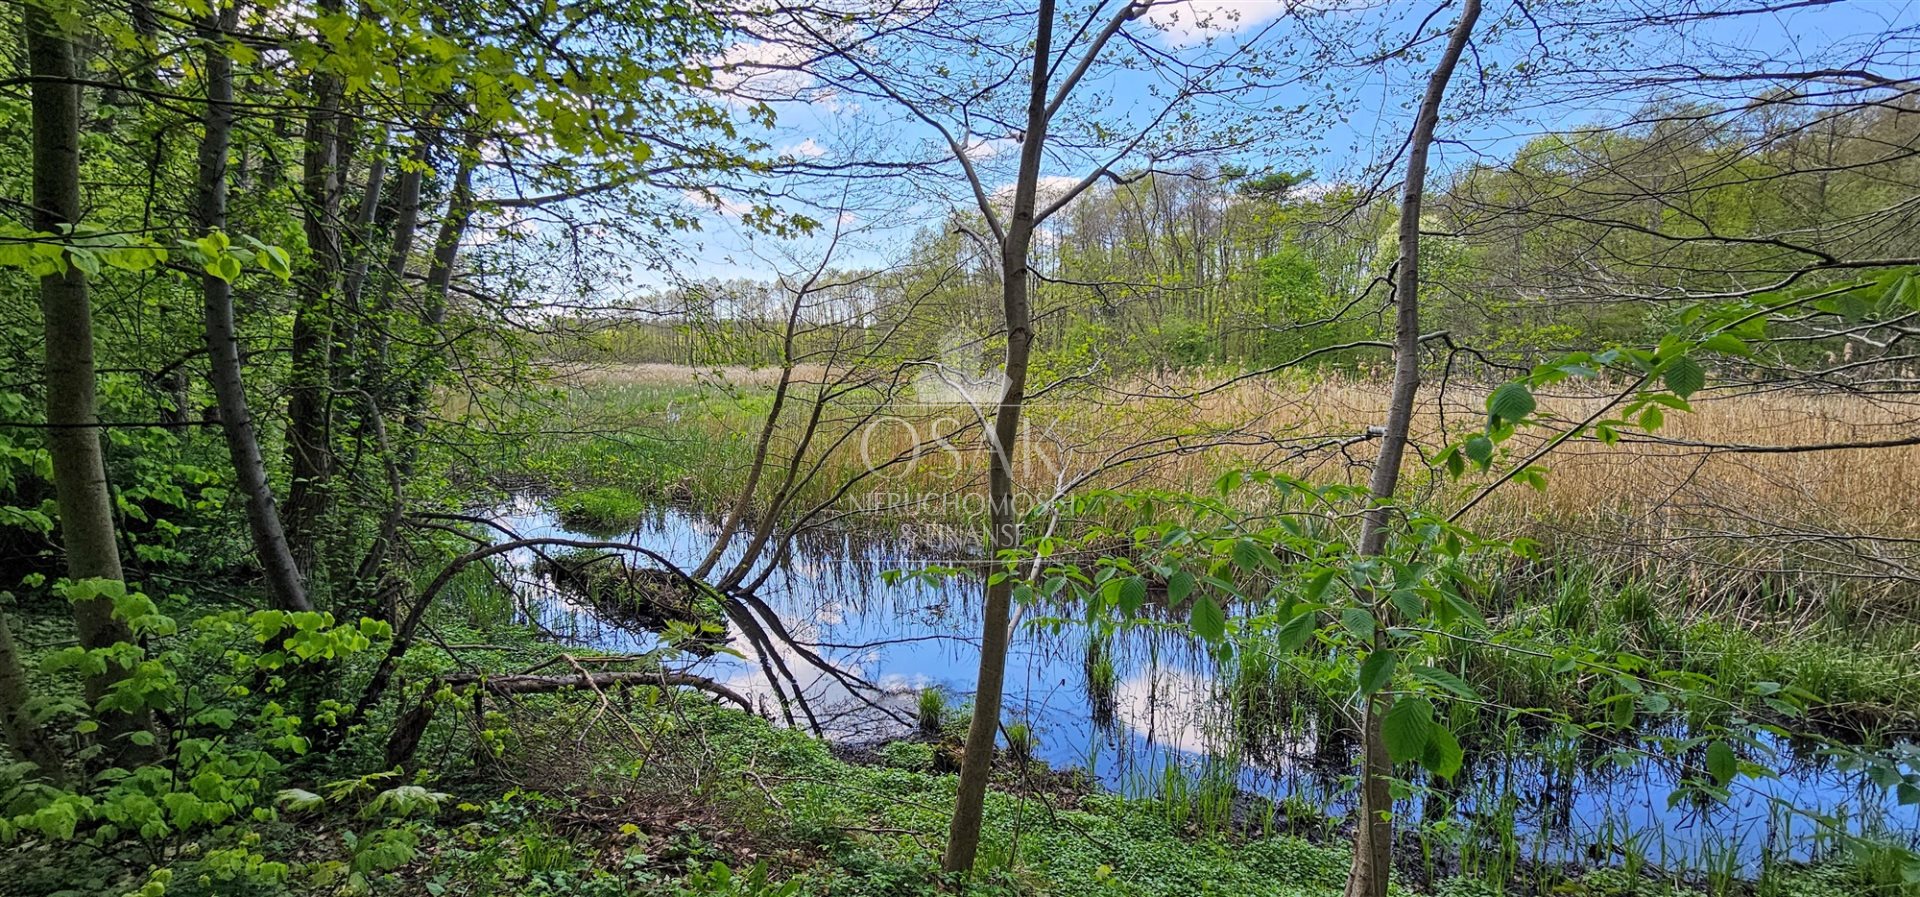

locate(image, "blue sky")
[[638, 0, 1918, 287]]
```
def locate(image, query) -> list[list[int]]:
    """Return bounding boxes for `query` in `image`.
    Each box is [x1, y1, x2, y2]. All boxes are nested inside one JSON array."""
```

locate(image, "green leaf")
[[1215, 469, 1243, 496], [1230, 539, 1272, 574], [1462, 435, 1494, 468], [1516, 466, 1549, 492], [1380, 696, 1433, 764], [1705, 741, 1736, 786], [1422, 723, 1463, 779], [1487, 382, 1537, 424], [1166, 570, 1194, 604], [1357, 648, 1396, 696], [1388, 589, 1424, 620], [1189, 596, 1226, 643], [1116, 577, 1148, 617], [1663, 356, 1706, 399], [1304, 569, 1336, 601], [1701, 333, 1751, 357], [1273, 608, 1318, 654], [1411, 665, 1482, 701], [1341, 607, 1376, 642], [277, 788, 324, 812], [1890, 274, 1918, 311]]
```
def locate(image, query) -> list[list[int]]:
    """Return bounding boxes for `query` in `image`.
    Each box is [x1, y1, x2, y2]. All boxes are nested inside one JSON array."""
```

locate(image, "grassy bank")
[[245, 679, 1892, 897], [293, 694, 1908, 897]]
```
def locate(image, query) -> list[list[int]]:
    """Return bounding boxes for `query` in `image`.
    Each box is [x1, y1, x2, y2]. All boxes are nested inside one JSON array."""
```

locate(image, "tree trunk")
[[943, 0, 1052, 873], [0, 610, 63, 781], [283, 11, 347, 581], [693, 289, 806, 580], [401, 146, 476, 441], [26, 5, 156, 763], [383, 669, 753, 768], [362, 135, 427, 416], [196, 2, 313, 614], [340, 150, 388, 315], [1345, 3, 1479, 896]]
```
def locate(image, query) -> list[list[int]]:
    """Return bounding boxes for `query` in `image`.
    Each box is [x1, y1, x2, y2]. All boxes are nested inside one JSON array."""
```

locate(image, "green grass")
[[373, 694, 1885, 897], [554, 486, 655, 535], [1219, 553, 1920, 744], [484, 380, 763, 509]]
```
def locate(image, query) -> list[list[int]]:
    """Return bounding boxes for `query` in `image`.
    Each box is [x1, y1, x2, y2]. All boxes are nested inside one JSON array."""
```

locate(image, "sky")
[[611, 0, 1920, 289]]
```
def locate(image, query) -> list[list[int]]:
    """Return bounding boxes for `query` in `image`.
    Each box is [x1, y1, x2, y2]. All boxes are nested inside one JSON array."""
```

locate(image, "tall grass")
[[520, 367, 1920, 550]]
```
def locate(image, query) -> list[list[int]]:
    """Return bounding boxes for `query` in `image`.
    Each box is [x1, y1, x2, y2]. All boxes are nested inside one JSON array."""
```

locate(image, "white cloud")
[[962, 137, 1016, 161], [990, 174, 1084, 207], [781, 137, 828, 159], [810, 88, 861, 115], [683, 189, 753, 217], [1287, 180, 1343, 203], [1142, 0, 1294, 48], [707, 39, 816, 101]]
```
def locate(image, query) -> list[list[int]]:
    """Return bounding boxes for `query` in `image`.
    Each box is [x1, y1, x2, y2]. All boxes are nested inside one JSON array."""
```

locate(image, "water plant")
[[1003, 721, 1037, 764], [917, 687, 946, 736], [554, 485, 653, 535]]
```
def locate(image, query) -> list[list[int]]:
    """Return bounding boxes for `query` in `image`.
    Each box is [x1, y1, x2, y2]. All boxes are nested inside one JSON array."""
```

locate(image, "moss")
[[534, 548, 728, 648]]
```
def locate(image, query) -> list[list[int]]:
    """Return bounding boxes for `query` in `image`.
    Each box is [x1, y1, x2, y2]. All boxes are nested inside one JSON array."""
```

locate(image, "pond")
[[486, 495, 1919, 876]]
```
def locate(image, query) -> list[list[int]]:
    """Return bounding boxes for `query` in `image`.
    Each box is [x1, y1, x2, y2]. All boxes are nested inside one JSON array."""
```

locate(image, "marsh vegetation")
[[1, 0, 1918, 896]]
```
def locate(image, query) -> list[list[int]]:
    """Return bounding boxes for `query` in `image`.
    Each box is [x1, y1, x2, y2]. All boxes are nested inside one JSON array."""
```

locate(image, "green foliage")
[[0, 594, 398, 893], [877, 741, 936, 772], [679, 860, 804, 897], [555, 486, 654, 536], [916, 687, 946, 736]]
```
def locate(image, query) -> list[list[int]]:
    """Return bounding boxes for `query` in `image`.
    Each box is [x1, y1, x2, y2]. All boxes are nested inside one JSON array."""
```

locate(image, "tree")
[[24, 0, 156, 763], [194, 0, 313, 614], [1345, 2, 1480, 894], [726, 0, 1297, 870], [0, 609, 61, 780]]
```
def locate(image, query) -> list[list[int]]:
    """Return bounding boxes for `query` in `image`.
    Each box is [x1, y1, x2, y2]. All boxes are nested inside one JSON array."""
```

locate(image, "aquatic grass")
[[1084, 635, 1119, 729], [916, 687, 946, 736], [447, 567, 518, 631], [553, 485, 652, 535], [1003, 721, 1037, 764]]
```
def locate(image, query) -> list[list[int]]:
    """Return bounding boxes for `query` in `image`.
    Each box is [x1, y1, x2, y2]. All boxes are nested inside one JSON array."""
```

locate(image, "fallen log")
[[384, 669, 754, 767], [441, 670, 752, 708]]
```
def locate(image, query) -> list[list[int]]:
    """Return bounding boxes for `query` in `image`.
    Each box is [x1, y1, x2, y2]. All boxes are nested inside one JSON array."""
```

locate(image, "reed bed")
[[528, 365, 1920, 536], [516, 365, 1920, 624], [653, 367, 1920, 533]]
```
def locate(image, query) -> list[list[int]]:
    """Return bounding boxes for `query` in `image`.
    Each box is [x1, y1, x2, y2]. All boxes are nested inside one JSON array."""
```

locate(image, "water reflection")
[[486, 496, 1918, 872]]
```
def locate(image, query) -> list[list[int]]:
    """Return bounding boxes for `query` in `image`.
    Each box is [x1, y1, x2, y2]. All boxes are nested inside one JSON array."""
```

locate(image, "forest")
[[0, 0, 1917, 895]]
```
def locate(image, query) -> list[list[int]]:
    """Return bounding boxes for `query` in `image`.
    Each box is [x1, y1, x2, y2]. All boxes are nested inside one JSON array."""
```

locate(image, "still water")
[[488, 496, 1918, 873]]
